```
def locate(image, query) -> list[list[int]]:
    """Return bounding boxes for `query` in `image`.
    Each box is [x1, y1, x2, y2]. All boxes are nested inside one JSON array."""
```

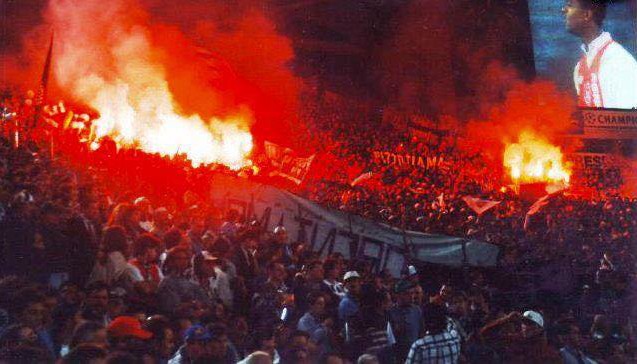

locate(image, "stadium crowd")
[[0, 90, 636, 363]]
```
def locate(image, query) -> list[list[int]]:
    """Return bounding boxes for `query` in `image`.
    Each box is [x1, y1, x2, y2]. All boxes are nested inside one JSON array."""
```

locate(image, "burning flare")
[[504, 131, 571, 184], [48, 0, 253, 169]]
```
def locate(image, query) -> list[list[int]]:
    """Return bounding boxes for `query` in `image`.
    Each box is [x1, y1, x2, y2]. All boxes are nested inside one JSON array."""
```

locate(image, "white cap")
[[523, 310, 544, 328], [343, 271, 361, 282], [407, 265, 418, 276]]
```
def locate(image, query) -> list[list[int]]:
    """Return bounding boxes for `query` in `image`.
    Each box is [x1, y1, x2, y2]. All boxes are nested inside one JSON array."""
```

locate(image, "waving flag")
[[462, 196, 501, 216]]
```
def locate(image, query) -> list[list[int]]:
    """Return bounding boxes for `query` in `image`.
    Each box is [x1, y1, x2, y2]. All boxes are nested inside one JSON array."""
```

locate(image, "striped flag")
[[33, 34, 54, 128]]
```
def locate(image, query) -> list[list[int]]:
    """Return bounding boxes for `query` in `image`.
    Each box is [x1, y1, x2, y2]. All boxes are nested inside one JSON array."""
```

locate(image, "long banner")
[[210, 175, 499, 277], [372, 150, 449, 171]]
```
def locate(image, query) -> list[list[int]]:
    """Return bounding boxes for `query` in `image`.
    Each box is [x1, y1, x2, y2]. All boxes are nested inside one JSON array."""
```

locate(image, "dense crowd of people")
[[0, 89, 636, 363]]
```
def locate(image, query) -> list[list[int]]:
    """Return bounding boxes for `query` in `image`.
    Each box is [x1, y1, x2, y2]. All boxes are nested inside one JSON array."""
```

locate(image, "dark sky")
[[1, 0, 47, 54], [1, 0, 537, 118]]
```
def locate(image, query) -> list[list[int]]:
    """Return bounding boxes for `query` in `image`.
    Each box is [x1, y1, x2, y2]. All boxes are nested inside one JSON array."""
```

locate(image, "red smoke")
[[460, 74, 579, 182], [3, 0, 303, 149]]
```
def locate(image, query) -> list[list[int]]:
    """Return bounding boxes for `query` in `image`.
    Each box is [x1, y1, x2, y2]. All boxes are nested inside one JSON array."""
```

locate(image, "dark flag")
[[33, 34, 54, 128]]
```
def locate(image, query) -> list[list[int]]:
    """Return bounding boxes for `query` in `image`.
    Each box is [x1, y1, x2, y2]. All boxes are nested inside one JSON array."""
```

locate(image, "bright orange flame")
[[49, 0, 253, 169], [86, 64, 253, 169], [504, 131, 571, 184]]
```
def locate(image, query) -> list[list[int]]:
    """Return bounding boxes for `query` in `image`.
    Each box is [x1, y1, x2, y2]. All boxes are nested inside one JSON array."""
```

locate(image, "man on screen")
[[563, 0, 637, 109]]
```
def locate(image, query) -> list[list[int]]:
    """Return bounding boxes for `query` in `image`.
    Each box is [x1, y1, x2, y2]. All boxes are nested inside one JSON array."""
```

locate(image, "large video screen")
[[528, 0, 637, 109]]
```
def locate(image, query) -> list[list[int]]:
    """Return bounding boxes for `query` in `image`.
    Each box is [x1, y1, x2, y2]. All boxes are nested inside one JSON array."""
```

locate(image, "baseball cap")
[[184, 324, 212, 342], [522, 310, 544, 328], [107, 316, 153, 340], [407, 265, 418, 276], [343, 271, 361, 282]]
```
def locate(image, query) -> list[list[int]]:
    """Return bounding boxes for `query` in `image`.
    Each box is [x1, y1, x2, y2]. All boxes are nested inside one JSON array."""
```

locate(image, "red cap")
[[107, 316, 153, 340]]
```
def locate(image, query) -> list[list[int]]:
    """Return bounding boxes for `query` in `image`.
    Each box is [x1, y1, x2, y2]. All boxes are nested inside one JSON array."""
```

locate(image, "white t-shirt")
[[574, 32, 637, 109]]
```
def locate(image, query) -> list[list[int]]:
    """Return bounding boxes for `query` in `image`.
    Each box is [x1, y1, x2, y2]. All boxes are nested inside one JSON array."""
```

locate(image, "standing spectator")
[[106, 316, 153, 361], [405, 303, 461, 364], [251, 261, 288, 331], [389, 279, 422, 362], [144, 315, 177, 364], [297, 292, 332, 356], [232, 231, 260, 284], [88, 226, 142, 290], [168, 324, 211, 364], [66, 195, 99, 288], [339, 271, 362, 326], [349, 289, 394, 363], [151, 207, 172, 239], [294, 261, 329, 314], [157, 246, 208, 314], [191, 251, 233, 308], [80, 282, 110, 325], [39, 202, 72, 288], [129, 233, 163, 286]]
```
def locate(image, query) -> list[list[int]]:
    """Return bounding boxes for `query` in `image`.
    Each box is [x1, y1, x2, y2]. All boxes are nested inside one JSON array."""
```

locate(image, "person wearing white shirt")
[[563, 0, 637, 109]]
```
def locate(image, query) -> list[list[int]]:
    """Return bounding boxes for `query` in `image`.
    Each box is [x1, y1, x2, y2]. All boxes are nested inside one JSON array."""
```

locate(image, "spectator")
[[59, 343, 108, 364], [88, 226, 142, 290], [144, 315, 177, 364], [297, 292, 332, 356], [68, 321, 108, 351], [338, 271, 362, 325], [405, 303, 461, 364], [157, 246, 208, 314], [251, 261, 288, 331], [169, 324, 211, 364], [129, 233, 163, 286], [106, 316, 153, 359], [389, 279, 423, 362]]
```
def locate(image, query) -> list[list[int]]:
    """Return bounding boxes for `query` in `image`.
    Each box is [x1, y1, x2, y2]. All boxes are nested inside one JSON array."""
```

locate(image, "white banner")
[[210, 175, 500, 277]]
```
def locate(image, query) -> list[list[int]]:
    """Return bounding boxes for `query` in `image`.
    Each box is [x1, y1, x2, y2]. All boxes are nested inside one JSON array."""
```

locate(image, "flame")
[[48, 0, 253, 169], [81, 41, 253, 169], [504, 131, 571, 184]]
